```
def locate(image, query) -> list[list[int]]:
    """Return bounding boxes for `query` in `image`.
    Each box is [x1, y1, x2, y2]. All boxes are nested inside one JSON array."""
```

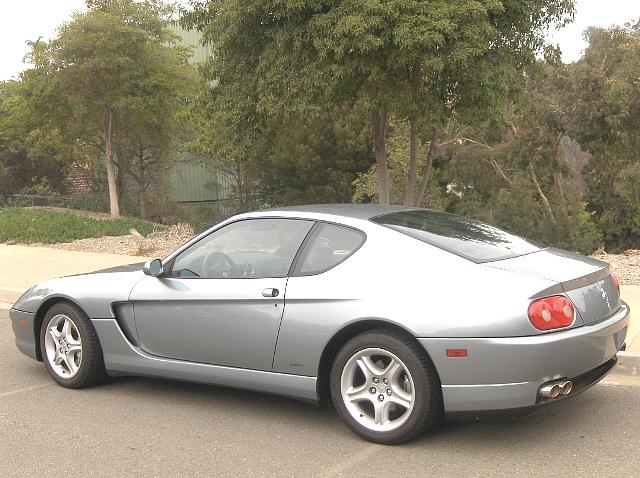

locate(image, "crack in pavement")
[[0, 383, 52, 398]]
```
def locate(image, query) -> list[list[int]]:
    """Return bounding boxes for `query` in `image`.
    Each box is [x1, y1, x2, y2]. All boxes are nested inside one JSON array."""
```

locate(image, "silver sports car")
[[10, 205, 630, 444]]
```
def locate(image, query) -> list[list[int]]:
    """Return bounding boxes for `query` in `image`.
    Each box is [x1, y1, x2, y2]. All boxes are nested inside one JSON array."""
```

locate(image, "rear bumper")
[[445, 357, 617, 420], [9, 308, 39, 361], [419, 302, 629, 415]]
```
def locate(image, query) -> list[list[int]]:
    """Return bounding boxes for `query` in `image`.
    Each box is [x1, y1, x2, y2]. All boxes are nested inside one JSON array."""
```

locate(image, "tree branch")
[[416, 129, 439, 207], [529, 161, 556, 224]]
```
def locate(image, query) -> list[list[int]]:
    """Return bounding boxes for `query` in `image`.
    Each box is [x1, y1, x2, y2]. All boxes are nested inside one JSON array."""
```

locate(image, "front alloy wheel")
[[44, 314, 83, 378], [40, 302, 106, 388]]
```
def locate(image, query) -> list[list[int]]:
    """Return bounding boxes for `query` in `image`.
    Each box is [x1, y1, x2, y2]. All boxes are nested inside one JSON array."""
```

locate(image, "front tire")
[[330, 329, 442, 444], [40, 302, 106, 388]]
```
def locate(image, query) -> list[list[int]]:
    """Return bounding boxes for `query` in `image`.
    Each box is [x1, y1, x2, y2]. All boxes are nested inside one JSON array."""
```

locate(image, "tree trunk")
[[529, 162, 556, 224], [138, 187, 146, 219], [372, 108, 390, 205], [138, 148, 146, 219], [416, 130, 439, 207], [553, 169, 569, 221], [115, 147, 125, 206], [553, 134, 571, 227], [404, 117, 418, 206], [235, 163, 248, 213], [104, 108, 120, 218]]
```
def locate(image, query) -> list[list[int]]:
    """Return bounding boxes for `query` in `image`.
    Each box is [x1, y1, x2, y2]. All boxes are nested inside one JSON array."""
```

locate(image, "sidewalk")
[[0, 244, 148, 308], [622, 285, 640, 350], [616, 284, 640, 376]]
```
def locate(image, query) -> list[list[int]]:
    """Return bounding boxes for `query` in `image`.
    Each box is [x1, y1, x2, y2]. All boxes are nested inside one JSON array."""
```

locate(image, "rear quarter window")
[[294, 223, 366, 276], [371, 210, 543, 263]]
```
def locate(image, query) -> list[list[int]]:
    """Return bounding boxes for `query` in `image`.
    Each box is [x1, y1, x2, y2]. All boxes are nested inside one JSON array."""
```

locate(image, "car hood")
[[12, 263, 146, 316], [69, 261, 146, 276]]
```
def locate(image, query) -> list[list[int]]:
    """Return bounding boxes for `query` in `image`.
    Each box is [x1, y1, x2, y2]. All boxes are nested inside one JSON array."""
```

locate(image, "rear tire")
[[39, 302, 106, 389], [330, 328, 442, 444]]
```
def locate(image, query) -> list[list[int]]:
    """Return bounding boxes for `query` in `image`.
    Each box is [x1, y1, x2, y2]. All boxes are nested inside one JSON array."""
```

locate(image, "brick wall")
[[66, 164, 93, 196]]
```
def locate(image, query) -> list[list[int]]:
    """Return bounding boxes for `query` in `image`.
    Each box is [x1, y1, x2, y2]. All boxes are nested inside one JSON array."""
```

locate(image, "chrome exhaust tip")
[[540, 379, 573, 399], [540, 383, 562, 399], [560, 380, 573, 395]]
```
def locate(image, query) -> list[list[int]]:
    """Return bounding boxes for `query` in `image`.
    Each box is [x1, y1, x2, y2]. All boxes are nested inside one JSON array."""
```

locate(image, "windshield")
[[371, 210, 544, 263]]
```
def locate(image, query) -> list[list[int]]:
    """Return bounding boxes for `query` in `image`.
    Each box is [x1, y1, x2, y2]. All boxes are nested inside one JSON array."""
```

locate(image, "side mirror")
[[143, 259, 164, 277]]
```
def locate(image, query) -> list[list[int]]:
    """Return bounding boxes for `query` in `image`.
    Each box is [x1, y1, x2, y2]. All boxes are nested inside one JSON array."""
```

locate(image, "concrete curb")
[[613, 351, 640, 377]]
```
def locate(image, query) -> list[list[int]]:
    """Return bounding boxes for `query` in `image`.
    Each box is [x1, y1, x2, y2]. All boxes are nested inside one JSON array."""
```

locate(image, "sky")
[[1, 0, 640, 81]]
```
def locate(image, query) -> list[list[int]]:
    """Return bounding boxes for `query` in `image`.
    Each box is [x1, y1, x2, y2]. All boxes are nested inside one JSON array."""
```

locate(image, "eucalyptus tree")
[[0, 80, 73, 196], [565, 22, 640, 250], [24, 0, 190, 217], [184, 0, 575, 205]]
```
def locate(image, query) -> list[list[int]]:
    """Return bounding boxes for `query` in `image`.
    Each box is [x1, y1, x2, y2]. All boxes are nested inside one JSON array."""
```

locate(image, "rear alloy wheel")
[[40, 302, 106, 388], [330, 329, 442, 444]]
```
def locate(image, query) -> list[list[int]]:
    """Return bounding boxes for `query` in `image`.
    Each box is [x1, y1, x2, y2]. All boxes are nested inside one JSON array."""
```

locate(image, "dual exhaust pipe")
[[539, 380, 573, 399]]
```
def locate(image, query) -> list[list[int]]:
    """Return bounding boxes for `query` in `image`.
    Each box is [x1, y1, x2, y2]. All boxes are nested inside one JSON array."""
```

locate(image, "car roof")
[[261, 204, 421, 221]]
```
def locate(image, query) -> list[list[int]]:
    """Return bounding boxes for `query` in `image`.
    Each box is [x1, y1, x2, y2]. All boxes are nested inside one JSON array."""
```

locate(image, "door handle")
[[262, 288, 279, 298]]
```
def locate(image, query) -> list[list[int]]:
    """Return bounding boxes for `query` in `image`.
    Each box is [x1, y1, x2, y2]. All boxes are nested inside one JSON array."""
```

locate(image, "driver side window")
[[170, 218, 314, 279]]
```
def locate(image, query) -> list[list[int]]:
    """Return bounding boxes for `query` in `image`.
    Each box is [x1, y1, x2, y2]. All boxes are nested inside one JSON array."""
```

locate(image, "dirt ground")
[[36, 223, 196, 259], [591, 250, 640, 285]]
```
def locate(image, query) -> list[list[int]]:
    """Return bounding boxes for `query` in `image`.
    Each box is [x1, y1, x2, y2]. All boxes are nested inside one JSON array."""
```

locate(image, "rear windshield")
[[371, 210, 543, 263]]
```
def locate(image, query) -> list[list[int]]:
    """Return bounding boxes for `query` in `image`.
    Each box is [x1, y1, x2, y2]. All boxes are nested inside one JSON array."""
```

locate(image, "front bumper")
[[9, 308, 39, 361], [418, 302, 629, 415]]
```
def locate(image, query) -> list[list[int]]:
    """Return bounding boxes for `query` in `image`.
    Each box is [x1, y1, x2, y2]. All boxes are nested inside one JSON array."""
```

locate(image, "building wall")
[[169, 159, 235, 203], [168, 25, 238, 217], [171, 25, 213, 65]]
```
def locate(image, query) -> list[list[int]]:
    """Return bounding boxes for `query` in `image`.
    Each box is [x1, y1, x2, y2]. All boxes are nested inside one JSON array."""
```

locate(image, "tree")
[[184, 0, 575, 206], [0, 81, 73, 196], [116, 45, 198, 218], [185, 78, 269, 213], [439, 55, 603, 254], [564, 23, 640, 250], [258, 109, 372, 206], [350, 53, 604, 254], [24, 0, 190, 217]]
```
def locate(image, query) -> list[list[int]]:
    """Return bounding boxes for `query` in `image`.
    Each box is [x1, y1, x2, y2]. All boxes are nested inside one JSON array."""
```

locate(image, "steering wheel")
[[202, 251, 237, 278]]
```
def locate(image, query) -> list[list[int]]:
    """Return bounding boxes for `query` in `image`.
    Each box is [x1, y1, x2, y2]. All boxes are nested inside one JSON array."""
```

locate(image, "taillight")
[[611, 273, 621, 296], [528, 296, 575, 331]]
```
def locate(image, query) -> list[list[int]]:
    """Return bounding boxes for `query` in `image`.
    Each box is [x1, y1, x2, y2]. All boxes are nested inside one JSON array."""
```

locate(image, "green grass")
[[0, 207, 161, 244]]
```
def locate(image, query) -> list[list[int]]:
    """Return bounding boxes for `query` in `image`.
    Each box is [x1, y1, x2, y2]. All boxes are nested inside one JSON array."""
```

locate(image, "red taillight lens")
[[528, 296, 575, 331], [611, 273, 621, 296]]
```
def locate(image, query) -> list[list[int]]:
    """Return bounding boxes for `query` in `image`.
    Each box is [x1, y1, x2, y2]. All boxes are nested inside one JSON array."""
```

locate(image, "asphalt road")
[[2, 309, 640, 478]]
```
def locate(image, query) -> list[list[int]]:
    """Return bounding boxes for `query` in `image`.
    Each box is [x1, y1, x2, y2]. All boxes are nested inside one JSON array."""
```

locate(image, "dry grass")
[[41, 223, 195, 259], [591, 249, 640, 286]]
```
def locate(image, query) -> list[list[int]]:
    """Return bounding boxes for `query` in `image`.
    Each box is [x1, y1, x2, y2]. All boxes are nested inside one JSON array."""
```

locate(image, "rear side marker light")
[[446, 349, 468, 358], [528, 296, 575, 331], [611, 273, 621, 296]]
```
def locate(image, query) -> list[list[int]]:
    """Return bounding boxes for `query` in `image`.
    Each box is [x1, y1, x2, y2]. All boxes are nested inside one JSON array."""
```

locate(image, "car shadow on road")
[[89, 373, 611, 446]]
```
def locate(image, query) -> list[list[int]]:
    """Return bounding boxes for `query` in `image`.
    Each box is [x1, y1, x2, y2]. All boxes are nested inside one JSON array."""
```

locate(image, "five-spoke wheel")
[[39, 302, 106, 388], [340, 348, 415, 432], [44, 314, 83, 378], [331, 329, 442, 444]]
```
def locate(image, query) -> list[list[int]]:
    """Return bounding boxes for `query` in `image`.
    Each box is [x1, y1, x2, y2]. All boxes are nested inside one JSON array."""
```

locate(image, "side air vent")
[[112, 302, 140, 346]]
